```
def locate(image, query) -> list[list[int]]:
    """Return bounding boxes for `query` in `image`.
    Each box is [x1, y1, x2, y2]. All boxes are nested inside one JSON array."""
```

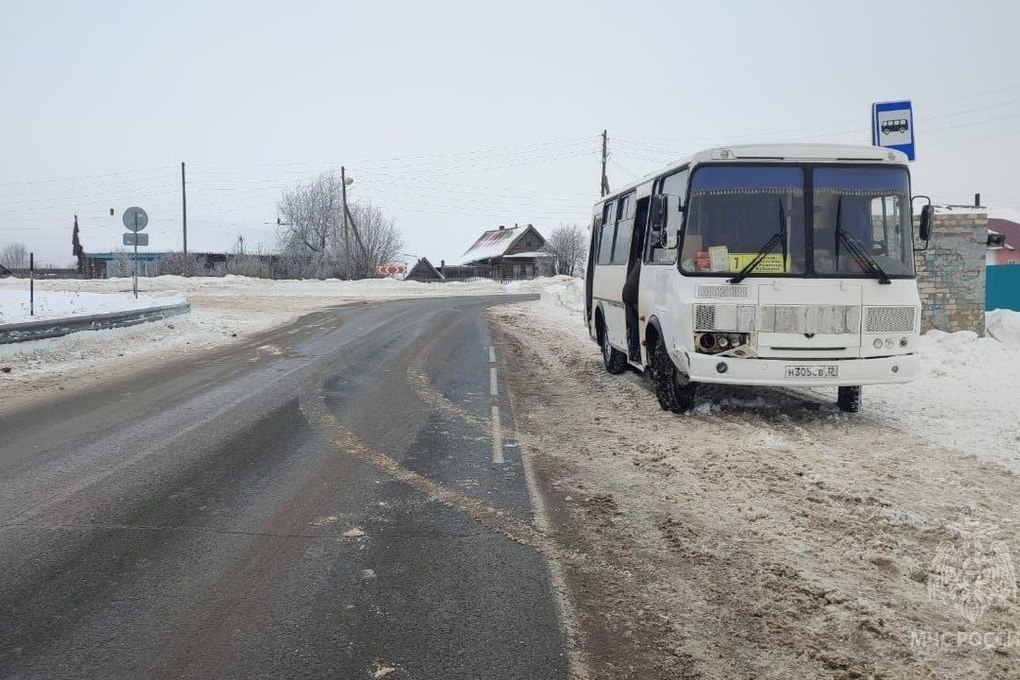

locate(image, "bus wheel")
[[652, 339, 696, 413], [600, 324, 627, 374], [837, 386, 861, 413]]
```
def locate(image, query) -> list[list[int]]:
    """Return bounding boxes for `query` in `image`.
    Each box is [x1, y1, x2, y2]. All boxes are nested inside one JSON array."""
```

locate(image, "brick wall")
[[914, 211, 987, 335]]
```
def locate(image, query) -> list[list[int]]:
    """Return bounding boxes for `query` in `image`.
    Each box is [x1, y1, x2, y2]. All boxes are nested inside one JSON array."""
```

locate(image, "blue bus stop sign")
[[872, 100, 915, 160]]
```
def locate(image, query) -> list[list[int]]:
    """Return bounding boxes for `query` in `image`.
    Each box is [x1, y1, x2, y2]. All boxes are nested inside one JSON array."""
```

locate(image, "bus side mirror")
[[912, 195, 933, 251], [918, 204, 934, 242]]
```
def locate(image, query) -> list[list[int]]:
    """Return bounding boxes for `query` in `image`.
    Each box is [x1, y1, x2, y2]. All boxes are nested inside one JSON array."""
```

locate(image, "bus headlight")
[[696, 332, 749, 354]]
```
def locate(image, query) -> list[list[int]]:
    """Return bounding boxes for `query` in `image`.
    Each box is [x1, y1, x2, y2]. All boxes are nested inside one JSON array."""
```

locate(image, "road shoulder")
[[490, 299, 1020, 680]]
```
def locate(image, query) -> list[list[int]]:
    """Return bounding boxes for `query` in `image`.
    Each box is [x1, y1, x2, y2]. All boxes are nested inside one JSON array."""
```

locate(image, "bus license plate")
[[785, 365, 838, 378]]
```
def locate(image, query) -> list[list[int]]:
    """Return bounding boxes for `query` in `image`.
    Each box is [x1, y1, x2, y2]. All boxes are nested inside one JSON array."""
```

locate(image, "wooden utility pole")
[[600, 129, 610, 197], [181, 162, 188, 269], [341, 166, 351, 279]]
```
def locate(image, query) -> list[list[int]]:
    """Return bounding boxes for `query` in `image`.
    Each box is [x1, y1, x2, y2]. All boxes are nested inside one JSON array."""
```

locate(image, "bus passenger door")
[[624, 197, 649, 362]]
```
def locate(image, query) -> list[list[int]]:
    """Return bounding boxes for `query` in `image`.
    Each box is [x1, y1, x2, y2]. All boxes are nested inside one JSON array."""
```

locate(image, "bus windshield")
[[679, 164, 914, 278]]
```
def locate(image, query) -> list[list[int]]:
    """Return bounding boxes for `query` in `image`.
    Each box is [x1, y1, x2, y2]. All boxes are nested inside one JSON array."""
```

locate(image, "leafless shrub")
[[0, 242, 28, 269], [225, 253, 274, 278]]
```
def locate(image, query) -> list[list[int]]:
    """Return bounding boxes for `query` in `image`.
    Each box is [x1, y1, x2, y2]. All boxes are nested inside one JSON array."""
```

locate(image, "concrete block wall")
[[914, 211, 987, 335]]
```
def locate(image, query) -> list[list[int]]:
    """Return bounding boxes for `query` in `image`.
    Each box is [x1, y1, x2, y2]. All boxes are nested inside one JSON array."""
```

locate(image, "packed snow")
[[491, 286, 1020, 678]]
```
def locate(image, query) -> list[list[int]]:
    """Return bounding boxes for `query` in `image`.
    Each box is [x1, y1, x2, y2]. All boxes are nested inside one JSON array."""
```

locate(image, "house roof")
[[503, 251, 554, 259], [459, 226, 523, 264], [459, 225, 545, 265], [407, 257, 444, 281], [988, 211, 1020, 253]]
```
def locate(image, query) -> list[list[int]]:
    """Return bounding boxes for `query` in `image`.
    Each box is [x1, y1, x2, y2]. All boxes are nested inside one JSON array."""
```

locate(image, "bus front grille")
[[694, 305, 716, 331], [864, 306, 916, 333]]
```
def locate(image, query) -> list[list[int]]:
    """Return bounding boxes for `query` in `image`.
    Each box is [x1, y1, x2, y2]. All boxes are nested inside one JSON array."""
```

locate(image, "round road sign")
[[123, 207, 149, 231]]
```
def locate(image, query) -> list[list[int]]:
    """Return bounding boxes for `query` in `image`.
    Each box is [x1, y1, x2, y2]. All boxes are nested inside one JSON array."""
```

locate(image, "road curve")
[[0, 295, 569, 680]]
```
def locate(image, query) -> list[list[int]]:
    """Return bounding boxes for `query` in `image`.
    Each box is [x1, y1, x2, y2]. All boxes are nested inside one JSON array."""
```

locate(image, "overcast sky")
[[2, 0, 1018, 267]]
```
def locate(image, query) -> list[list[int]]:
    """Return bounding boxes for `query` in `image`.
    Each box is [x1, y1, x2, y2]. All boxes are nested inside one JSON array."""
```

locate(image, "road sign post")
[[123, 207, 149, 299], [123, 233, 149, 247], [872, 100, 915, 160]]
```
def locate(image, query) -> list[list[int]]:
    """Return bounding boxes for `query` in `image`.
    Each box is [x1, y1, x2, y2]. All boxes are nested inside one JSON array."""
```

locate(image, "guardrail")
[[0, 302, 191, 344]]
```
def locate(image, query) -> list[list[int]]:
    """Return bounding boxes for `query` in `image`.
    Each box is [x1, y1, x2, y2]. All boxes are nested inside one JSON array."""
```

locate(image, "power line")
[[0, 165, 177, 188]]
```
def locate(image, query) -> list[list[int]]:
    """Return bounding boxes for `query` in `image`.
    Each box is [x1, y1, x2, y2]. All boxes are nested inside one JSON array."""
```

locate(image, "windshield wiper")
[[729, 199, 787, 284], [835, 197, 891, 284]]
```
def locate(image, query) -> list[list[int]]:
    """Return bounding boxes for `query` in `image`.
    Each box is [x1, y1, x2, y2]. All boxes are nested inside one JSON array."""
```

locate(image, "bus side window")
[[612, 194, 634, 265], [597, 201, 616, 264]]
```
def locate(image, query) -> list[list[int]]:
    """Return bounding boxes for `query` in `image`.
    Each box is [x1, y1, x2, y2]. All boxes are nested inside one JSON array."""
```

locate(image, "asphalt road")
[[0, 295, 568, 680]]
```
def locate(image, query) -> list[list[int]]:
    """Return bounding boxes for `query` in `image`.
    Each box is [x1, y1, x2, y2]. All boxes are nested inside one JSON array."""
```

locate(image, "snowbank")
[[0, 274, 513, 301], [504, 275, 583, 312], [987, 308, 1020, 345], [0, 289, 184, 324], [868, 312, 1020, 471]]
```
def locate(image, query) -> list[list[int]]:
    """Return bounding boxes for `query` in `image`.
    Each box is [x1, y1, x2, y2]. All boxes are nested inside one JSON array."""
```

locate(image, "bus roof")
[[598, 143, 908, 204]]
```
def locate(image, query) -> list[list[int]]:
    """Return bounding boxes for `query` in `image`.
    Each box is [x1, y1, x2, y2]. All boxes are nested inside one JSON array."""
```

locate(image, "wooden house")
[[458, 224, 551, 281]]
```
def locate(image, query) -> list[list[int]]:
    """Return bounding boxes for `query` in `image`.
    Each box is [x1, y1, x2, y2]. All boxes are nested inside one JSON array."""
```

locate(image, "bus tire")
[[599, 321, 627, 374], [652, 339, 696, 413], [838, 386, 861, 413]]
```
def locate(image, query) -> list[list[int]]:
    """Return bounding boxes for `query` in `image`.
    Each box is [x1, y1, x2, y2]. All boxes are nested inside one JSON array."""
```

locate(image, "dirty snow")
[[490, 291, 1020, 679]]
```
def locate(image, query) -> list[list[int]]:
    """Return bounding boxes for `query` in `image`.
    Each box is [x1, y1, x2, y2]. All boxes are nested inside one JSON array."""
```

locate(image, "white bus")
[[584, 143, 933, 413]]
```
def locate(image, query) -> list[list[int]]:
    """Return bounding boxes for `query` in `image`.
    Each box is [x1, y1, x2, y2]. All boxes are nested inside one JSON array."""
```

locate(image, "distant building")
[[987, 210, 1020, 265], [80, 251, 279, 277], [406, 257, 445, 282], [458, 224, 551, 281]]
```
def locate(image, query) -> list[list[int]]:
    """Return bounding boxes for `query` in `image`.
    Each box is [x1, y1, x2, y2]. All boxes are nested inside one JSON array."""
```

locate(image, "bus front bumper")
[[677, 351, 919, 387]]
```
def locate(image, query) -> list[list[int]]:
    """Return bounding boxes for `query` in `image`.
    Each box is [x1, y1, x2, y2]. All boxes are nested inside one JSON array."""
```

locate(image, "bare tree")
[[276, 173, 343, 276], [0, 242, 28, 270], [276, 171, 403, 279], [542, 224, 587, 277], [347, 202, 403, 277]]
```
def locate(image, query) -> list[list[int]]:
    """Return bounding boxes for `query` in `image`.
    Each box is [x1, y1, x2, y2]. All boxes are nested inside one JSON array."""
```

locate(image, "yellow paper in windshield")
[[728, 253, 791, 273]]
